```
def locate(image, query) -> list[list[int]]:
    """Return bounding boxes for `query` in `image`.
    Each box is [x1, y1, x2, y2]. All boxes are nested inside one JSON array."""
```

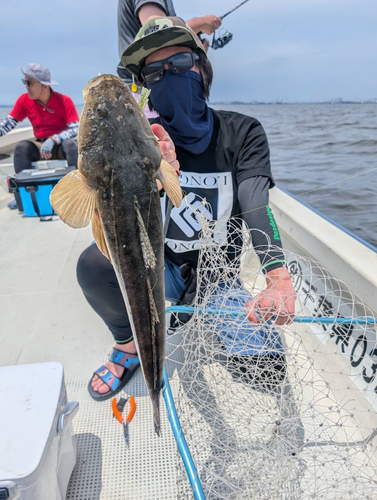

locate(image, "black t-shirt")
[[163, 109, 275, 267]]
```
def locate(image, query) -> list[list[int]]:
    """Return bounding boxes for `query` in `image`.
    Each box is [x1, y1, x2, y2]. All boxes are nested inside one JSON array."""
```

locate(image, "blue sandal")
[[88, 348, 140, 401]]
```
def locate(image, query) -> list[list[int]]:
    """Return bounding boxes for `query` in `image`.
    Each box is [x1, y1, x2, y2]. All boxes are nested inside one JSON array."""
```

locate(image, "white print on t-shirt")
[[170, 193, 211, 238], [163, 171, 233, 254]]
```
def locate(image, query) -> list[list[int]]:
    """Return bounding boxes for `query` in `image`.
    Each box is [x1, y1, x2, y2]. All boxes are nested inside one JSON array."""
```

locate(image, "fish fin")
[[50, 170, 96, 228], [157, 160, 183, 208], [146, 277, 159, 391], [91, 208, 111, 262], [152, 394, 161, 436], [135, 198, 157, 269], [146, 278, 160, 326]]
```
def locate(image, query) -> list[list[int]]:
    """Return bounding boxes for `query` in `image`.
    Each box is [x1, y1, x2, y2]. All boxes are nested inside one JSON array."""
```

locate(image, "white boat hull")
[[0, 126, 34, 155], [270, 187, 377, 313]]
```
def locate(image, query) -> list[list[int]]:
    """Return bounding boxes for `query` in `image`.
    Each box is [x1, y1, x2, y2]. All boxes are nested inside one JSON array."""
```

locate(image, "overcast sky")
[[1, 0, 376, 104]]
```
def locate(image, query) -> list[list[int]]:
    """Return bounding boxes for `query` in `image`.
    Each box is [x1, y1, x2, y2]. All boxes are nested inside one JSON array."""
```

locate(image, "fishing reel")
[[212, 29, 233, 50], [199, 0, 248, 51]]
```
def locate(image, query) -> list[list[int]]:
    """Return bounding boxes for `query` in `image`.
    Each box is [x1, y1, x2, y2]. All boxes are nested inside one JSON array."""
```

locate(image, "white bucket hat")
[[21, 63, 59, 85]]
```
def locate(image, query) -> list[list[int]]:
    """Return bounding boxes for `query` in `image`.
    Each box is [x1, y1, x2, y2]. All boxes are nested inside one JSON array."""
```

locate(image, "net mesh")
[[165, 214, 377, 500]]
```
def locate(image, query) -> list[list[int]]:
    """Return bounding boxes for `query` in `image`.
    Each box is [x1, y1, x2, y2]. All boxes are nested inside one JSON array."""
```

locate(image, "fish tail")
[[153, 397, 161, 436]]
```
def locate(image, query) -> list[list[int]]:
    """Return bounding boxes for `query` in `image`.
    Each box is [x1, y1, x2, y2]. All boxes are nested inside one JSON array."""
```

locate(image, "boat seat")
[[31, 159, 68, 170]]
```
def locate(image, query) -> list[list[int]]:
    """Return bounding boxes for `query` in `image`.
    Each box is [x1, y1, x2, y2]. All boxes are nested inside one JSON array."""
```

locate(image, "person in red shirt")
[[0, 64, 80, 208], [1, 64, 79, 164]]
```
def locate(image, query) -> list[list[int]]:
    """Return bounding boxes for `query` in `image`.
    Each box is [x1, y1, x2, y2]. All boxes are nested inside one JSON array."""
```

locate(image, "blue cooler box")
[[9, 166, 75, 219]]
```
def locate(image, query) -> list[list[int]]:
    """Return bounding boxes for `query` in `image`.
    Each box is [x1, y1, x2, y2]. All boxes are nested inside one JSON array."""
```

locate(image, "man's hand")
[[246, 267, 296, 326], [151, 123, 180, 174], [186, 15, 222, 36], [40, 137, 55, 160], [198, 15, 222, 35]]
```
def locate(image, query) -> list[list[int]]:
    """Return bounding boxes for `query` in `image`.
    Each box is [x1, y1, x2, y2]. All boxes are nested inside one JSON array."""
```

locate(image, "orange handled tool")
[[112, 396, 136, 446], [126, 396, 136, 423], [112, 397, 123, 423]]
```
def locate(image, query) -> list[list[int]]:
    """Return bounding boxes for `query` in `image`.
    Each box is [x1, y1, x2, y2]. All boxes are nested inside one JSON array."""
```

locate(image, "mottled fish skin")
[[80, 75, 165, 434]]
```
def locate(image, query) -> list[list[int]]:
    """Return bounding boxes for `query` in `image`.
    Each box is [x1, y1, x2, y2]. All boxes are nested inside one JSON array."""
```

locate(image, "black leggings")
[[13, 139, 78, 173], [77, 245, 288, 388], [77, 244, 133, 344]]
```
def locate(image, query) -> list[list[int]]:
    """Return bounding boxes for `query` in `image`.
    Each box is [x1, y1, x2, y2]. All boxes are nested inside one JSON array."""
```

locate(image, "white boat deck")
[[0, 204, 188, 499], [0, 130, 183, 499]]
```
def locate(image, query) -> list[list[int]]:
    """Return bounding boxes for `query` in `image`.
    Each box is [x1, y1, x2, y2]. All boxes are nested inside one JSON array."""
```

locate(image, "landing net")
[[165, 217, 377, 500]]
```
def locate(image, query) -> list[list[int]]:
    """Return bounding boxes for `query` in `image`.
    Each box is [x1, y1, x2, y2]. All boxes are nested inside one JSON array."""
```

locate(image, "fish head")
[[78, 74, 161, 190]]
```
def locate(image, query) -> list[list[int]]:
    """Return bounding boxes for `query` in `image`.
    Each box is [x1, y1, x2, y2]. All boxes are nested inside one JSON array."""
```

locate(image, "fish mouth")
[[82, 74, 124, 101]]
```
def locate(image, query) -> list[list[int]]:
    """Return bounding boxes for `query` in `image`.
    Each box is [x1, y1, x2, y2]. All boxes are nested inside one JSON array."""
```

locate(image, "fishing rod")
[[220, 0, 250, 20], [211, 0, 251, 50]]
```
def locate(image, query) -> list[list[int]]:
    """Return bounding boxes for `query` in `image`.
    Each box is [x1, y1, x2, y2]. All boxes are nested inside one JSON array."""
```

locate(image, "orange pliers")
[[112, 396, 136, 446]]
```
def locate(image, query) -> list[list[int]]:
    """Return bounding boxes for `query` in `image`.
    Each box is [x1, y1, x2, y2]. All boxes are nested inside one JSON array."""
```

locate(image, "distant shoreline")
[[210, 100, 377, 105], [1, 101, 376, 107]]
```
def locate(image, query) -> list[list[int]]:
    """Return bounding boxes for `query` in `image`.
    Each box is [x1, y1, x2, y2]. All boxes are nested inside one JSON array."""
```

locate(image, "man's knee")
[[77, 244, 114, 292], [59, 139, 78, 167], [61, 139, 77, 158], [14, 141, 40, 173], [61, 138, 77, 151], [14, 140, 39, 156]]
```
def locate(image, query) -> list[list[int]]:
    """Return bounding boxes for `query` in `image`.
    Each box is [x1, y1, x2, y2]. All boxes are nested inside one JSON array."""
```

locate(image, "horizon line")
[[1, 100, 376, 107]]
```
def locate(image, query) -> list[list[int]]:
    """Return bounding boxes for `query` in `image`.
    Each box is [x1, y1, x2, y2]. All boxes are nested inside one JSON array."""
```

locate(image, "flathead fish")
[[50, 74, 182, 434]]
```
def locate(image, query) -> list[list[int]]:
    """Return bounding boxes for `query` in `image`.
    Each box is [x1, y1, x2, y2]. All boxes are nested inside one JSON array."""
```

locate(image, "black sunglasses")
[[22, 78, 37, 87], [141, 52, 199, 83]]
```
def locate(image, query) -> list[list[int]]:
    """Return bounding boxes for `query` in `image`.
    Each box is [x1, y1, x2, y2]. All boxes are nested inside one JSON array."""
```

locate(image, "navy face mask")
[[147, 70, 213, 155]]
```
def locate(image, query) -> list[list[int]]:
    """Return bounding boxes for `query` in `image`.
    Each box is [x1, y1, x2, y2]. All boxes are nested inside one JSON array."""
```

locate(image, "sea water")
[[1, 103, 376, 247]]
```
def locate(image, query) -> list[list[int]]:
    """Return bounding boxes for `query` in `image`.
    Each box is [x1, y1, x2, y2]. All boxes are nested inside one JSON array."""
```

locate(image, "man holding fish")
[[51, 17, 296, 434]]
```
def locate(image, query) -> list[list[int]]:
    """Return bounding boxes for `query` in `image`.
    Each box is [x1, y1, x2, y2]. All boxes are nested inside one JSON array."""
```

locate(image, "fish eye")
[[97, 104, 108, 116]]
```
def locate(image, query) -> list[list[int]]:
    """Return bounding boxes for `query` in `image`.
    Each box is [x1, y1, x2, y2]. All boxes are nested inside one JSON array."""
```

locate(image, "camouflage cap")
[[121, 17, 206, 79]]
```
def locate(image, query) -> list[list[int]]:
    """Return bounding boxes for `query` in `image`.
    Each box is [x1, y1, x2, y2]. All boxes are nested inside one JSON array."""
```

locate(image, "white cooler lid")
[[0, 362, 65, 482]]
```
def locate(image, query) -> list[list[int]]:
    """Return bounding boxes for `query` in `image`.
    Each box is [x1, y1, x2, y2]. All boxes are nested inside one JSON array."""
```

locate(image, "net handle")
[[165, 306, 376, 325], [162, 367, 206, 500]]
